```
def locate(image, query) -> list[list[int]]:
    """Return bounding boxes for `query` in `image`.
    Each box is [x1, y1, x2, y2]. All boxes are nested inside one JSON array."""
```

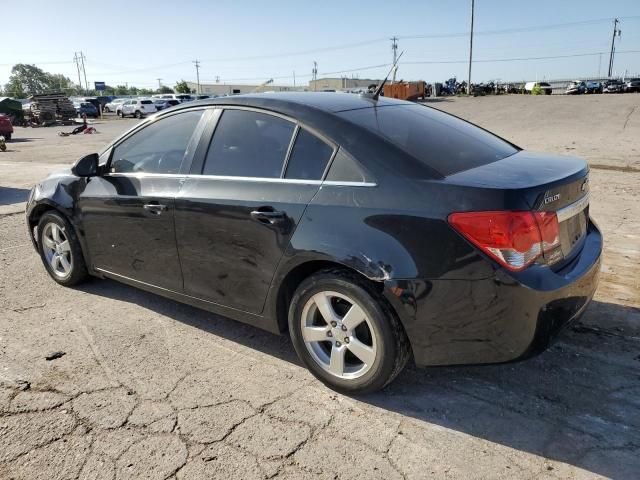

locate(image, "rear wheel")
[[135, 110, 142, 119], [37, 212, 88, 286], [4, 133, 10, 141], [288, 269, 410, 394]]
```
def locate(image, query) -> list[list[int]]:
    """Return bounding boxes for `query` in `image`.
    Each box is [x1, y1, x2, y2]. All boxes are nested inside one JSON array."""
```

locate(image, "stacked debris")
[[28, 93, 77, 123]]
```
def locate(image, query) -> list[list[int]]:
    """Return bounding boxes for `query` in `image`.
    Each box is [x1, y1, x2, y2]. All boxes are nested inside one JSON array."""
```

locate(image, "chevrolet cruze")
[[26, 93, 601, 393]]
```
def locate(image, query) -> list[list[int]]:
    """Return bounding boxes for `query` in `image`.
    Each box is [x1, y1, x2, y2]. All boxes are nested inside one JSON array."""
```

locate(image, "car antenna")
[[362, 51, 404, 101]]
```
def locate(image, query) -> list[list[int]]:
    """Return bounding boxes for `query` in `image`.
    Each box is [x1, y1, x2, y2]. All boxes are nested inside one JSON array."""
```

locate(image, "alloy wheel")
[[300, 291, 378, 379], [42, 223, 73, 278]]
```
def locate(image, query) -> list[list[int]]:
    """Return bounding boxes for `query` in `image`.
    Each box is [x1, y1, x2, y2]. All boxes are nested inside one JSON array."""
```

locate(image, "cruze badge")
[[544, 192, 561, 205]]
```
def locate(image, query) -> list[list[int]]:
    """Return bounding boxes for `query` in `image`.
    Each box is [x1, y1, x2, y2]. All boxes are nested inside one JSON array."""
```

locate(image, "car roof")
[[179, 92, 408, 114]]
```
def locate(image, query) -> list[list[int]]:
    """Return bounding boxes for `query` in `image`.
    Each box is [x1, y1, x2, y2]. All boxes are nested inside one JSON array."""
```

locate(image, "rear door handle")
[[143, 203, 168, 214], [250, 209, 285, 224]]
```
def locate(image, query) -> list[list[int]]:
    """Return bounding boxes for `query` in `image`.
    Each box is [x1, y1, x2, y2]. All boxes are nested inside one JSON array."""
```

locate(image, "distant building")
[[185, 81, 302, 96], [309, 77, 382, 91]]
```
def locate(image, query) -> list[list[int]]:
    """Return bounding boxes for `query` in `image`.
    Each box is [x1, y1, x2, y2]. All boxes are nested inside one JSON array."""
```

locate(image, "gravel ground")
[[0, 98, 639, 479]]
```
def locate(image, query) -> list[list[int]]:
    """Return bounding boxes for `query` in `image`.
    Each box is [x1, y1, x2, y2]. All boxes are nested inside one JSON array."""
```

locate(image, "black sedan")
[[26, 93, 601, 393]]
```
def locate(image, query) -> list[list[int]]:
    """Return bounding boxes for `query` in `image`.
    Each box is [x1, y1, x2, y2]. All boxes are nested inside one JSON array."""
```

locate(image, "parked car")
[[152, 94, 193, 102], [26, 93, 601, 393], [195, 95, 211, 100], [117, 99, 157, 118], [585, 81, 602, 94], [73, 102, 98, 118], [602, 79, 624, 93], [0, 113, 14, 140], [565, 81, 586, 95], [524, 81, 553, 95], [104, 98, 127, 113], [624, 78, 640, 93], [153, 99, 180, 111]]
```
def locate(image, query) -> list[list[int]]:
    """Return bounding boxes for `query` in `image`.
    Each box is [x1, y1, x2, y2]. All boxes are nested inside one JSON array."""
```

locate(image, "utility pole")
[[193, 60, 201, 94], [467, 0, 475, 95], [293, 71, 296, 88], [157, 78, 163, 89], [73, 52, 82, 93], [79, 51, 88, 92], [391, 36, 399, 83], [312, 61, 318, 91], [608, 18, 621, 78]]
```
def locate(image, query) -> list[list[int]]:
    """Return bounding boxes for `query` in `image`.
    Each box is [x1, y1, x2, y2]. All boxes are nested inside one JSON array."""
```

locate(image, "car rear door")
[[174, 107, 336, 314], [78, 108, 208, 291]]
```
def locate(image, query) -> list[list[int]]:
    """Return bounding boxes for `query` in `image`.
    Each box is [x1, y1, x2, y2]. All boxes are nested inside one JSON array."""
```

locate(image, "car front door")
[[78, 109, 208, 291], [174, 108, 336, 314]]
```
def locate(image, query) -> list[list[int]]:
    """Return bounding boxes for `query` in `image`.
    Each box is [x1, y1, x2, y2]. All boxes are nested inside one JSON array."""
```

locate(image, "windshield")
[[339, 104, 518, 176]]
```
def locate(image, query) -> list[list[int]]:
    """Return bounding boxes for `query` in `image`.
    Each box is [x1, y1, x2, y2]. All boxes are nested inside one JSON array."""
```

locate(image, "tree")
[[174, 80, 190, 94], [157, 85, 174, 94], [3, 64, 77, 98]]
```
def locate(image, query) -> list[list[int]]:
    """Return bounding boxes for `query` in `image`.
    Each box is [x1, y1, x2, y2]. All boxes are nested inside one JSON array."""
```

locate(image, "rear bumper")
[[385, 220, 602, 366]]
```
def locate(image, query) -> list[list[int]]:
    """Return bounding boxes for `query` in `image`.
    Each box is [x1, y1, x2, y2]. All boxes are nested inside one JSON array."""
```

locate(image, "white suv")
[[104, 98, 127, 113], [117, 99, 157, 118]]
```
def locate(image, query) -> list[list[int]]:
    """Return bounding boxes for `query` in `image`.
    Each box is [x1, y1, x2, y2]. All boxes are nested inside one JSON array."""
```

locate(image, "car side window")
[[110, 110, 204, 174], [202, 109, 295, 178], [284, 129, 334, 180]]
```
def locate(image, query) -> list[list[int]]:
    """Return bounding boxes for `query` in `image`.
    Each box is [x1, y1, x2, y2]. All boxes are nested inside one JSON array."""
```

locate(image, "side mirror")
[[71, 153, 99, 177]]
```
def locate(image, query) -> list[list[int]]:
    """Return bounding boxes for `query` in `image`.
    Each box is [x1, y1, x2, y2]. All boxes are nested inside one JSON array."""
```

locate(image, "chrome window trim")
[[556, 193, 590, 223], [102, 171, 376, 187], [280, 125, 300, 178]]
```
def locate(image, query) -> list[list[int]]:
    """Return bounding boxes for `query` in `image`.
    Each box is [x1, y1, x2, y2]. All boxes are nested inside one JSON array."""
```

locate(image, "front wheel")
[[135, 110, 142, 119], [37, 211, 88, 286], [288, 269, 410, 394]]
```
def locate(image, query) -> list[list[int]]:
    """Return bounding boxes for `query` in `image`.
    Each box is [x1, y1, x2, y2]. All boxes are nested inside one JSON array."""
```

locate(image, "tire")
[[36, 211, 88, 287], [117, 110, 123, 117], [288, 268, 410, 394], [104, 107, 110, 113], [135, 110, 142, 119], [4, 133, 10, 141]]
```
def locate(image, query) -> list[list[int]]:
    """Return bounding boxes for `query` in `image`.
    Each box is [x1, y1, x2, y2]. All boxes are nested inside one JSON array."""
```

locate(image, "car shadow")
[[0, 186, 30, 205], [78, 278, 639, 478]]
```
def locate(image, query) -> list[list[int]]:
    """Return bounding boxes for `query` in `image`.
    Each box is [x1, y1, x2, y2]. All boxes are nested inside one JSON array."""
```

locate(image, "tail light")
[[448, 211, 560, 271]]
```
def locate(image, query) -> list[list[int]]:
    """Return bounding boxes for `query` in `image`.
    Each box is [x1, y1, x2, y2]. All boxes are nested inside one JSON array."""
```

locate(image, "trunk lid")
[[446, 151, 590, 266]]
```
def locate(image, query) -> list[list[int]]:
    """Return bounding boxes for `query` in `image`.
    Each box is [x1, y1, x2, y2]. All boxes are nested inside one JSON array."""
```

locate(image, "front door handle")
[[250, 208, 285, 225], [143, 203, 168, 215]]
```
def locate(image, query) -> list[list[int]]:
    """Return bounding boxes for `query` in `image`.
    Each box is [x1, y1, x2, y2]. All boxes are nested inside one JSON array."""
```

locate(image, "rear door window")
[[340, 104, 518, 176], [284, 129, 334, 180], [203, 109, 295, 178]]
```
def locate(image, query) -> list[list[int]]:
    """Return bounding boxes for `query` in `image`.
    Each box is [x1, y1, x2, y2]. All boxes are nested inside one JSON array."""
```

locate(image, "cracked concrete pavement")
[[1, 97, 639, 479]]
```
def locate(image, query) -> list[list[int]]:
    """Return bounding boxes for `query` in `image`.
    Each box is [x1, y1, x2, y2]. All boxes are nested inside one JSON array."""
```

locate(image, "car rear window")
[[339, 104, 518, 176]]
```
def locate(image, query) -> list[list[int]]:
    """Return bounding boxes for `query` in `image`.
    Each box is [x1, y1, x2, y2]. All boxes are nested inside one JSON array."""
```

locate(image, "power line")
[[399, 15, 640, 40]]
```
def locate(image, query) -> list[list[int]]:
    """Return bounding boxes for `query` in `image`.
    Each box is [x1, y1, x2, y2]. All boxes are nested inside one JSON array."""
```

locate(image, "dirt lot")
[[0, 96, 638, 480]]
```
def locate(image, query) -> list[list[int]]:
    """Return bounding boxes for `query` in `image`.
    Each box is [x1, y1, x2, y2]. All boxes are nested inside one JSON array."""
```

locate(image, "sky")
[[2, 0, 640, 92]]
